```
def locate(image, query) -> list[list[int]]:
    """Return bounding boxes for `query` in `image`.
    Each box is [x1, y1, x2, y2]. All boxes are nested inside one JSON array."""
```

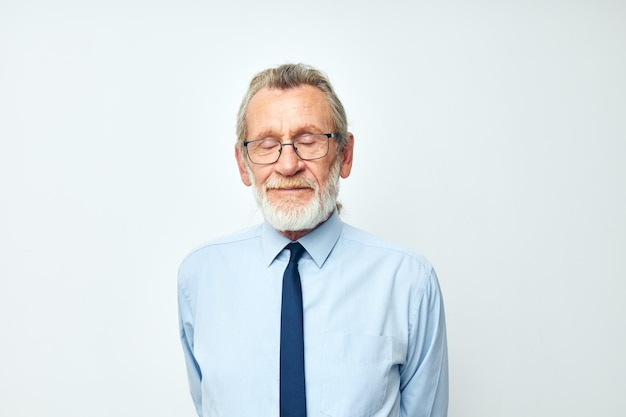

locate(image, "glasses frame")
[[243, 133, 337, 165]]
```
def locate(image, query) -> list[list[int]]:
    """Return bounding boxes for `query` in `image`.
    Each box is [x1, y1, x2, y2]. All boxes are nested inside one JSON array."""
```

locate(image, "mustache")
[[264, 176, 317, 191]]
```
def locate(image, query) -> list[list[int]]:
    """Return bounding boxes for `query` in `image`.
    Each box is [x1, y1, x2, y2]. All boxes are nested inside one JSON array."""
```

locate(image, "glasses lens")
[[294, 134, 329, 160], [247, 139, 280, 164]]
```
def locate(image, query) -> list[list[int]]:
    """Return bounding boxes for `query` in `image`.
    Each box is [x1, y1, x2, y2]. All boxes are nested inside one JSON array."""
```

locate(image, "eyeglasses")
[[243, 133, 336, 165]]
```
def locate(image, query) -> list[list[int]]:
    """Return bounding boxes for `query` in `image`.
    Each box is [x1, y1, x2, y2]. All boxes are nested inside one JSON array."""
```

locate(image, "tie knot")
[[286, 242, 305, 264]]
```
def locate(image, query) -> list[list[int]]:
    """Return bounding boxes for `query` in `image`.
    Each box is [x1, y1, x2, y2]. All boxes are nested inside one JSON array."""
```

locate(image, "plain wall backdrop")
[[1, 1, 624, 416]]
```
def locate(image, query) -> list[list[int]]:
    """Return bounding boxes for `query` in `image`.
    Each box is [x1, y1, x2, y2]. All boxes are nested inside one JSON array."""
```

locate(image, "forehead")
[[246, 85, 333, 137]]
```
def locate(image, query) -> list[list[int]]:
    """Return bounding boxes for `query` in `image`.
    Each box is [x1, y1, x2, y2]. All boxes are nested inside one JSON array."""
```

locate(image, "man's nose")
[[274, 143, 303, 176]]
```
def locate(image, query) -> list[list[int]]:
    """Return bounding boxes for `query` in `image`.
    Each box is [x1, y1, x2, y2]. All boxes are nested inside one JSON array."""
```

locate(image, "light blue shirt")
[[178, 211, 448, 417]]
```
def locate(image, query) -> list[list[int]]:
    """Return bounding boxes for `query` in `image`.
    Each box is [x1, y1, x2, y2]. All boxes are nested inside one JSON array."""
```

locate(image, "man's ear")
[[340, 133, 354, 179], [235, 146, 252, 186]]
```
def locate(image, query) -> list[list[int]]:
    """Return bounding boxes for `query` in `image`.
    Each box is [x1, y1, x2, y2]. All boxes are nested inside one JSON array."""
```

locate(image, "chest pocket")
[[320, 332, 394, 417]]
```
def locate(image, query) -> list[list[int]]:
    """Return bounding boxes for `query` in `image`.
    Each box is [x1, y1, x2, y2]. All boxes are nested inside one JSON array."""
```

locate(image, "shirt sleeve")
[[399, 266, 449, 417], [178, 268, 203, 417]]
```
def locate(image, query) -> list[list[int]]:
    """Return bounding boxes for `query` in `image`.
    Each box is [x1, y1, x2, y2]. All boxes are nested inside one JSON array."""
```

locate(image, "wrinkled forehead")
[[245, 86, 334, 137]]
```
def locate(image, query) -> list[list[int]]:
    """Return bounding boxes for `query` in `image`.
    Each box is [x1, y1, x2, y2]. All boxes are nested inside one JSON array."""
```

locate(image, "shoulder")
[[339, 223, 433, 269], [178, 224, 262, 274], [336, 222, 443, 314], [177, 225, 262, 308], [337, 222, 439, 296]]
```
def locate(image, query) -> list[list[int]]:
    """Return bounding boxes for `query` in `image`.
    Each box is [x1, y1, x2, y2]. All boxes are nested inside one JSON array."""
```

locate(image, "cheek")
[[250, 167, 272, 188], [310, 163, 333, 188]]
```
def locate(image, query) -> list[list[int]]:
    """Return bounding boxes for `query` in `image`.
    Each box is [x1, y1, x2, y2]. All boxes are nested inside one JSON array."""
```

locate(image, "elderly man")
[[178, 63, 448, 417]]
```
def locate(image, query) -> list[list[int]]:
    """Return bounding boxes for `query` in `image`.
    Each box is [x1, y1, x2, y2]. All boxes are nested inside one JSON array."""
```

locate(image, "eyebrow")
[[254, 125, 329, 140]]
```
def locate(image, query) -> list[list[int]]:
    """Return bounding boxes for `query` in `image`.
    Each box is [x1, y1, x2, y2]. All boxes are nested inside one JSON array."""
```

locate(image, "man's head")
[[234, 64, 354, 236], [236, 63, 350, 154]]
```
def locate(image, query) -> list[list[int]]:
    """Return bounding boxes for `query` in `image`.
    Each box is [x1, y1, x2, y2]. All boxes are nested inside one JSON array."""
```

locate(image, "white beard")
[[249, 159, 341, 232]]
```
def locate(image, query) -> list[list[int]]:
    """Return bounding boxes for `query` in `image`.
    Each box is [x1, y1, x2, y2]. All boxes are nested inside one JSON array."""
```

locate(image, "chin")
[[250, 169, 339, 232], [263, 198, 331, 232], [271, 196, 311, 211]]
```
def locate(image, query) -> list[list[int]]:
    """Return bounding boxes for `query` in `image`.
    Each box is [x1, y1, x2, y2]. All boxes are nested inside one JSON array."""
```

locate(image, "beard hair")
[[248, 158, 341, 232]]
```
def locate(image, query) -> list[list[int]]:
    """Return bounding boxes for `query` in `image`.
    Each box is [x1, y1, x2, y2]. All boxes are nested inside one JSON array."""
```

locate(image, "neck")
[[279, 229, 312, 241]]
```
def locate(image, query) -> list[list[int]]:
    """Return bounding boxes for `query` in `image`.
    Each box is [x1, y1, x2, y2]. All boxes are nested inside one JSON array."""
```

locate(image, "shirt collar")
[[261, 210, 343, 268]]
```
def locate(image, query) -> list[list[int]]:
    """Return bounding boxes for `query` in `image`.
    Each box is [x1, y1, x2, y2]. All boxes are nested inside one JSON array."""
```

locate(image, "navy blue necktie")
[[280, 242, 307, 417]]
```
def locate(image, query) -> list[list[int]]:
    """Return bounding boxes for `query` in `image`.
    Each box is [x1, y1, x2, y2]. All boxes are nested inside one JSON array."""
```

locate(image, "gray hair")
[[236, 63, 349, 154]]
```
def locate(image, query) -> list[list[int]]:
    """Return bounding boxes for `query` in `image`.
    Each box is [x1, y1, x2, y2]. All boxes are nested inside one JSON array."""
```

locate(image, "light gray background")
[[1, 1, 624, 416]]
